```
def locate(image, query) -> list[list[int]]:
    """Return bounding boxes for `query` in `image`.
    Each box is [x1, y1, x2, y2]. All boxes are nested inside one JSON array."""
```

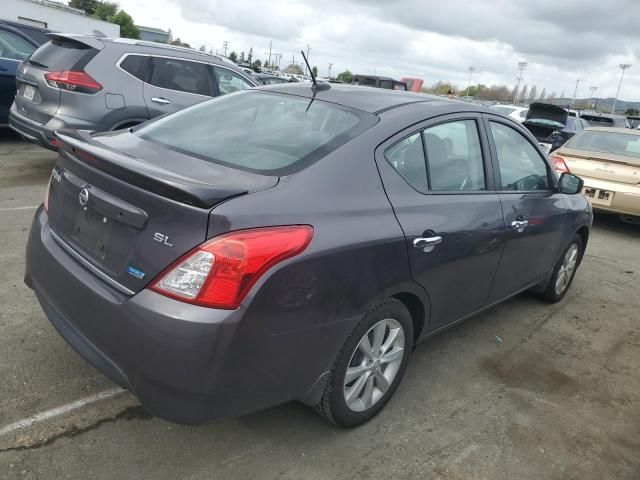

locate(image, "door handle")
[[151, 97, 171, 105], [413, 236, 442, 253], [511, 220, 528, 233]]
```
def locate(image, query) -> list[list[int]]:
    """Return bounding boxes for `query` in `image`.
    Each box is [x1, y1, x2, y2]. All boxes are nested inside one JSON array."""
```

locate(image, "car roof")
[[585, 127, 640, 135], [260, 83, 451, 114]]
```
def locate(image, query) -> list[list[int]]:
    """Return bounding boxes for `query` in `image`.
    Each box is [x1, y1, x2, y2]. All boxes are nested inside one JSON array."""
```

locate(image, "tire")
[[534, 235, 583, 303], [315, 299, 413, 427]]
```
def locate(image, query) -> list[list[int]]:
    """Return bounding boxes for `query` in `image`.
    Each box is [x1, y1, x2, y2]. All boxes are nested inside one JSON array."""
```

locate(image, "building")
[[3, 0, 119, 37], [136, 25, 171, 43]]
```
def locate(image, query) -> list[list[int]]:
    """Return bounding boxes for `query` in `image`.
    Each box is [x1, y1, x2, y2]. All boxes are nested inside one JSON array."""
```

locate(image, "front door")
[[143, 56, 213, 117], [376, 114, 506, 329], [484, 116, 567, 301]]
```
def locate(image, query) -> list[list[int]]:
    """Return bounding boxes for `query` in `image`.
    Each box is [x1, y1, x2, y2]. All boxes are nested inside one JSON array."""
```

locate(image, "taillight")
[[45, 70, 102, 93], [150, 226, 314, 309], [550, 155, 570, 174]]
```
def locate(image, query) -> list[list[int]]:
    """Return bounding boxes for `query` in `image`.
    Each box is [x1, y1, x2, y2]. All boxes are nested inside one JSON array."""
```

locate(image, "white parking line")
[[0, 205, 39, 212], [0, 387, 126, 438]]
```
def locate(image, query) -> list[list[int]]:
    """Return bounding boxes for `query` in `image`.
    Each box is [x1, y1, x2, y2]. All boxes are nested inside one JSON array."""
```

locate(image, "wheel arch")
[[391, 291, 426, 345]]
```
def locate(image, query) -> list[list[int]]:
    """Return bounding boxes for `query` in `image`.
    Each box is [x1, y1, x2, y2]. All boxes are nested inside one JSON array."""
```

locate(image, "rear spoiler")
[[46, 33, 105, 50], [55, 130, 248, 209]]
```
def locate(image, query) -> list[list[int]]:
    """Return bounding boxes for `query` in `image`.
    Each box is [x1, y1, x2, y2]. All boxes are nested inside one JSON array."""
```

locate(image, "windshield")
[[136, 91, 377, 174], [565, 130, 640, 159]]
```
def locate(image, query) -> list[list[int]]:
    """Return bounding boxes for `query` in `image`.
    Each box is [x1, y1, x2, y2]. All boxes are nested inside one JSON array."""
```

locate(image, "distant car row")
[[7, 33, 258, 150]]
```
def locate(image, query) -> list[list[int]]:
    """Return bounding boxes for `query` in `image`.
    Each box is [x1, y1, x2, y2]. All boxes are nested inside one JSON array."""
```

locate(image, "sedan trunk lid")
[[47, 130, 278, 294], [555, 147, 640, 185]]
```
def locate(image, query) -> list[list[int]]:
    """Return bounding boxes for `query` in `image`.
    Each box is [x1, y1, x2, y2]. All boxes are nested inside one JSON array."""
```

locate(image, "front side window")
[[150, 58, 210, 96], [0, 29, 36, 61], [424, 120, 486, 191], [490, 122, 550, 191], [385, 133, 428, 192], [136, 91, 376, 174], [213, 67, 253, 96]]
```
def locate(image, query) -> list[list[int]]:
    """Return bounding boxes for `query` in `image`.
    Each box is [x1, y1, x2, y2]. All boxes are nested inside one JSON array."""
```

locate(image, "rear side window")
[[425, 120, 485, 191], [150, 58, 210, 96], [28, 38, 96, 69], [385, 133, 428, 192], [0, 29, 36, 61], [213, 66, 253, 96], [120, 54, 149, 81], [490, 122, 550, 191], [135, 91, 376, 174]]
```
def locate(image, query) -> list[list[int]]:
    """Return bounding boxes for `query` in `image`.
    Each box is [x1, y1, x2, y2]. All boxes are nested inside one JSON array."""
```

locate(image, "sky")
[[120, 0, 640, 101]]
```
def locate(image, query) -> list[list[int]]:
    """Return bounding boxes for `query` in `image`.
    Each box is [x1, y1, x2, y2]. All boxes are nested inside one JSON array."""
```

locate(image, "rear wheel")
[[534, 235, 583, 303], [315, 299, 413, 427]]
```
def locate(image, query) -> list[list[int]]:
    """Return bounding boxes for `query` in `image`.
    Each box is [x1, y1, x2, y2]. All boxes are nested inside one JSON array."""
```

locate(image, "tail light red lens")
[[150, 226, 314, 309], [45, 71, 102, 93], [550, 155, 570, 174]]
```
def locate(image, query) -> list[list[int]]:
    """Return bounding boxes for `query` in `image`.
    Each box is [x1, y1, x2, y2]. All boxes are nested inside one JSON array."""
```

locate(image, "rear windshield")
[[135, 91, 377, 174], [491, 106, 516, 115], [566, 131, 640, 159], [28, 38, 96, 69]]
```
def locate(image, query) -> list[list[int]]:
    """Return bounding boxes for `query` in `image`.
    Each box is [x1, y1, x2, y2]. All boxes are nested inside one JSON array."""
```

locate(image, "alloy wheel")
[[343, 318, 405, 412], [555, 243, 579, 295]]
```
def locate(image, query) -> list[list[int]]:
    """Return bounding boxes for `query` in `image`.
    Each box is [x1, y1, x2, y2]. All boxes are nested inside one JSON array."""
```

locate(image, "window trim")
[[381, 112, 496, 195], [483, 114, 557, 194]]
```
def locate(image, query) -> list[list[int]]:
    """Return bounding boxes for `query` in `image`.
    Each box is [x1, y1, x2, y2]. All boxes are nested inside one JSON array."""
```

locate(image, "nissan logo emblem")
[[78, 188, 90, 206]]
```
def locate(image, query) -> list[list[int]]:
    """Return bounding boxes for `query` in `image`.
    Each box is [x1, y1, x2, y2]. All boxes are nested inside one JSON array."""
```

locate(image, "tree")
[[311, 66, 318, 78], [247, 47, 253, 65], [109, 10, 139, 38], [336, 69, 353, 83], [170, 38, 191, 48], [284, 64, 303, 75], [528, 85, 537, 103], [539, 88, 547, 101], [198, 45, 206, 52], [252, 59, 262, 72], [519, 85, 528, 104], [93, 1, 118, 20], [239, 51, 245, 63], [228, 51, 238, 63], [91, 1, 138, 39], [69, 0, 99, 15]]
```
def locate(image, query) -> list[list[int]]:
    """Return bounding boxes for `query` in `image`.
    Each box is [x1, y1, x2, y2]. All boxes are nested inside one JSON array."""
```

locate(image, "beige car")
[[550, 127, 640, 224]]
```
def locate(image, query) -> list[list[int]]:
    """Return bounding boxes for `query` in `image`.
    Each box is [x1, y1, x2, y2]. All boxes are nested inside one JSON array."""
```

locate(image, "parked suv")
[[0, 20, 50, 125], [9, 35, 258, 150]]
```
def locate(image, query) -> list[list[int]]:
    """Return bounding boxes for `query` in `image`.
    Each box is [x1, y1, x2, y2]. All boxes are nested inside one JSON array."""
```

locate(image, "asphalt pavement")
[[0, 129, 638, 479]]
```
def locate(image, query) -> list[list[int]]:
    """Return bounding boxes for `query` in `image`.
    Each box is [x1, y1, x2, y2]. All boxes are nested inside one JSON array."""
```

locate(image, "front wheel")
[[534, 235, 583, 303], [315, 299, 413, 427]]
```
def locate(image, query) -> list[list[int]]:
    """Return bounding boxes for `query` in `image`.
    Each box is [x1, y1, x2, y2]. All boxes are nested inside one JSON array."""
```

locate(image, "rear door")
[[143, 56, 214, 116], [376, 113, 506, 329], [0, 27, 37, 122], [484, 116, 567, 301]]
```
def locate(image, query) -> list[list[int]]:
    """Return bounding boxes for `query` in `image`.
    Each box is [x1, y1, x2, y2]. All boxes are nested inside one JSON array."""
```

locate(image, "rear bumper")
[[9, 104, 97, 151], [25, 208, 350, 424], [580, 175, 640, 217]]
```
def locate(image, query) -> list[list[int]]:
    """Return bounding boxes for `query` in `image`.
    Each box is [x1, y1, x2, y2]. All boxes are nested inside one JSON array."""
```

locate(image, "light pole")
[[222, 41, 229, 57], [569, 79, 579, 108], [328, 62, 333, 78], [589, 86, 598, 110], [513, 61, 527, 104], [611, 64, 631, 114], [466, 66, 475, 97]]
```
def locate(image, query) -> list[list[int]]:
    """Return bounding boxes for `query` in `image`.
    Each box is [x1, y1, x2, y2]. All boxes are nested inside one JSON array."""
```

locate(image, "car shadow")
[[592, 212, 640, 237]]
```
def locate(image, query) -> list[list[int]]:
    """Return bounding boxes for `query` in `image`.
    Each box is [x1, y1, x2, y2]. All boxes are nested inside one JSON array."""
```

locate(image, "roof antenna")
[[301, 49, 330, 92]]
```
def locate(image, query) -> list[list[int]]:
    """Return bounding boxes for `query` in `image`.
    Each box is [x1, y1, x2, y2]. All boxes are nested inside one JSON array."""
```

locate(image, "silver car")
[[9, 34, 258, 150]]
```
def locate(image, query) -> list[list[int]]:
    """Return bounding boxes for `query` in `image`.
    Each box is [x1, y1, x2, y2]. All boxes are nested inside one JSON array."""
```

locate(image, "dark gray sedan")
[[25, 84, 592, 427]]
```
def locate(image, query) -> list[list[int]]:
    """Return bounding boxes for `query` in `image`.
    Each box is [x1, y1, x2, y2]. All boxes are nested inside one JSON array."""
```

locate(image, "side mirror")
[[558, 173, 584, 195]]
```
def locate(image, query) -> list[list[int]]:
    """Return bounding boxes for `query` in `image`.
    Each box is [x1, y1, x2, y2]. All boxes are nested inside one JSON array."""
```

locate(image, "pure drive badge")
[[127, 266, 146, 279]]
